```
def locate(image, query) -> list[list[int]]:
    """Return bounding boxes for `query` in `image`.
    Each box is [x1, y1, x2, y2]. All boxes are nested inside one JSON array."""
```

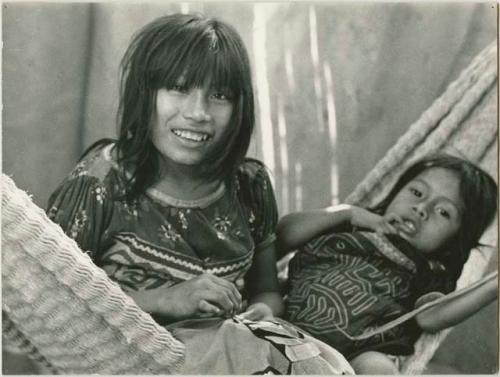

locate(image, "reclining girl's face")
[[384, 167, 463, 254], [150, 82, 234, 169]]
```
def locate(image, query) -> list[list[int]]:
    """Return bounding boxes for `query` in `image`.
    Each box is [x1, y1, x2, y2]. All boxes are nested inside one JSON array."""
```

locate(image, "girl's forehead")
[[414, 167, 460, 185], [412, 167, 464, 208]]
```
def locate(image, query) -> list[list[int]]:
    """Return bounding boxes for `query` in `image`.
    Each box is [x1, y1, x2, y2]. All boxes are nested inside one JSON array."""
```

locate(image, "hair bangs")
[[148, 24, 245, 97], [207, 30, 246, 96]]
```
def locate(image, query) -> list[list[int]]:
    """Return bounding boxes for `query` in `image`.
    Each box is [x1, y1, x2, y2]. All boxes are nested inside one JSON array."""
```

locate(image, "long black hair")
[[114, 13, 254, 200], [372, 154, 497, 289]]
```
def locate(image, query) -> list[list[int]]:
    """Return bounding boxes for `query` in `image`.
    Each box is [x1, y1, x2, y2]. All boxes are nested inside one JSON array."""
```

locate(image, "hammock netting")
[[2, 179, 185, 374], [345, 41, 497, 374], [2, 42, 497, 374]]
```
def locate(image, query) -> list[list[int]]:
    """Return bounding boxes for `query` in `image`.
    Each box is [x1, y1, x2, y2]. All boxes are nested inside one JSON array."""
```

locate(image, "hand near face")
[[349, 206, 390, 233], [349, 206, 411, 236], [374, 212, 414, 237]]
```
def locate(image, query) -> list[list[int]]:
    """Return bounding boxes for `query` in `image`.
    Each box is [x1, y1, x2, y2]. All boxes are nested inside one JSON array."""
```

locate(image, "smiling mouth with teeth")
[[401, 219, 417, 235], [172, 129, 210, 142], [404, 220, 416, 232]]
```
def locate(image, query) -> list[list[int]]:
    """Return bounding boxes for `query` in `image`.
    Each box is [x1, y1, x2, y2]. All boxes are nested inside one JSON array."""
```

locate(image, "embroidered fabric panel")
[[286, 232, 419, 358], [100, 233, 253, 291]]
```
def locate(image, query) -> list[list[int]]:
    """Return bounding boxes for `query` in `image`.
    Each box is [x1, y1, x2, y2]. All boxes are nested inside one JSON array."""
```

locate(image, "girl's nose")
[[183, 89, 212, 123], [412, 203, 428, 220]]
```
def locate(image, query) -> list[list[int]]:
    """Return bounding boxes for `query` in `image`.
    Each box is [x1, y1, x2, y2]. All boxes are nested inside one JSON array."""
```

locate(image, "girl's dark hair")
[[372, 154, 497, 288], [115, 13, 254, 200]]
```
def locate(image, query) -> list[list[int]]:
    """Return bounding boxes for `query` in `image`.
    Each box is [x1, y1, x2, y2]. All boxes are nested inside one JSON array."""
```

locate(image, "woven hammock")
[[2, 42, 497, 374], [344, 41, 498, 374], [2, 176, 185, 374]]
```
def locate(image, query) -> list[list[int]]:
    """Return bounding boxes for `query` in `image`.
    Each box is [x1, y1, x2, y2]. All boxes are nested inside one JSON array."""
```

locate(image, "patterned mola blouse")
[[47, 142, 278, 300], [286, 231, 451, 359]]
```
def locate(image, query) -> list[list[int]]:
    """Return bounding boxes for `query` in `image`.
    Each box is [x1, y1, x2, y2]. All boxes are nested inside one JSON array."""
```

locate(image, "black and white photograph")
[[2, 2, 498, 375]]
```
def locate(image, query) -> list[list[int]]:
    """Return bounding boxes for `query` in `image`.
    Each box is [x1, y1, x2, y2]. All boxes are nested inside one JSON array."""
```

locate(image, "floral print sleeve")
[[237, 159, 279, 251], [46, 153, 114, 261]]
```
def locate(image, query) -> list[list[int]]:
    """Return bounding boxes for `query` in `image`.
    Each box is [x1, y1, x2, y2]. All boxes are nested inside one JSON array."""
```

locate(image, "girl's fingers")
[[376, 220, 399, 236], [238, 307, 257, 321], [385, 222, 400, 235], [203, 274, 242, 310], [382, 213, 413, 235], [239, 306, 263, 321], [239, 303, 273, 321], [209, 274, 242, 299], [200, 286, 237, 315], [198, 299, 222, 316], [387, 213, 414, 234], [385, 213, 402, 226]]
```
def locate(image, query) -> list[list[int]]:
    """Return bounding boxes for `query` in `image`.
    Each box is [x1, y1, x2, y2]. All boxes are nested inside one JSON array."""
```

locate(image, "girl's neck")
[[152, 163, 223, 201]]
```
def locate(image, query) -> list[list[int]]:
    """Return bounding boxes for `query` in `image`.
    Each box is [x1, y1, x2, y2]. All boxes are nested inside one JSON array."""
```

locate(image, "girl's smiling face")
[[151, 83, 234, 170], [385, 167, 463, 254]]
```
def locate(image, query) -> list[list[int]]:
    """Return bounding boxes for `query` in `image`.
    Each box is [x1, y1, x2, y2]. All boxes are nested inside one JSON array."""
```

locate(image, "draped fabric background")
[[2, 2, 497, 374]]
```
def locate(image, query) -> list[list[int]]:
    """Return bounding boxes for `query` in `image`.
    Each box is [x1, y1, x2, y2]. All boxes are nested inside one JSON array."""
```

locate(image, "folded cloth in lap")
[[167, 316, 354, 375]]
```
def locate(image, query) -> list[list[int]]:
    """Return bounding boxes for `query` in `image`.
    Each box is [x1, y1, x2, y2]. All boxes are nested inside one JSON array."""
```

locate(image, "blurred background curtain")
[[2, 2, 497, 374]]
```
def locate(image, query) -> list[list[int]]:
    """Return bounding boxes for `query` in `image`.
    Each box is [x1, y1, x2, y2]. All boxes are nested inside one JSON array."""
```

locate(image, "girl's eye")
[[170, 84, 188, 93], [210, 91, 233, 101], [409, 188, 422, 198], [437, 208, 451, 219]]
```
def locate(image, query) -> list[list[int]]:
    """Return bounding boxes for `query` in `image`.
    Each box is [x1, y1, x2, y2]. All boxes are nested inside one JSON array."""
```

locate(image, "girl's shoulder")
[[234, 158, 275, 200], [69, 139, 120, 183], [236, 158, 272, 183]]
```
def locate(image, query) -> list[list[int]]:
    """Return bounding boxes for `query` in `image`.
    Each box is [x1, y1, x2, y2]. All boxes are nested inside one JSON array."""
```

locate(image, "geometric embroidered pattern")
[[286, 231, 416, 357], [100, 232, 253, 288]]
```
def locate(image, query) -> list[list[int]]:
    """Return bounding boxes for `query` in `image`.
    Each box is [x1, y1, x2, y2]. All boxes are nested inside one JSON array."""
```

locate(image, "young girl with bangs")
[[46, 13, 353, 375], [278, 154, 498, 374]]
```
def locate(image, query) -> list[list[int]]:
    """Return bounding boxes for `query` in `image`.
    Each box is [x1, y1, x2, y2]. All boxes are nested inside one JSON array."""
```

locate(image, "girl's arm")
[[241, 242, 285, 319], [415, 273, 498, 333], [276, 204, 386, 252]]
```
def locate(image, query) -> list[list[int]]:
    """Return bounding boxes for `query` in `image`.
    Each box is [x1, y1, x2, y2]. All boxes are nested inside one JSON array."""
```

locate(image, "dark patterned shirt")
[[47, 142, 278, 298], [286, 231, 449, 359]]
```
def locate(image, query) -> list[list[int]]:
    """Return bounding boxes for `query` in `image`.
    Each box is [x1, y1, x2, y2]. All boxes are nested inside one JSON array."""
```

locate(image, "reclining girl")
[[277, 154, 498, 374]]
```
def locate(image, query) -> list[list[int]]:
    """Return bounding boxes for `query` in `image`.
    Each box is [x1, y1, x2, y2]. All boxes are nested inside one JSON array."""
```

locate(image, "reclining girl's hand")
[[349, 206, 385, 230], [376, 213, 413, 236], [277, 204, 410, 253], [349, 206, 404, 236]]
